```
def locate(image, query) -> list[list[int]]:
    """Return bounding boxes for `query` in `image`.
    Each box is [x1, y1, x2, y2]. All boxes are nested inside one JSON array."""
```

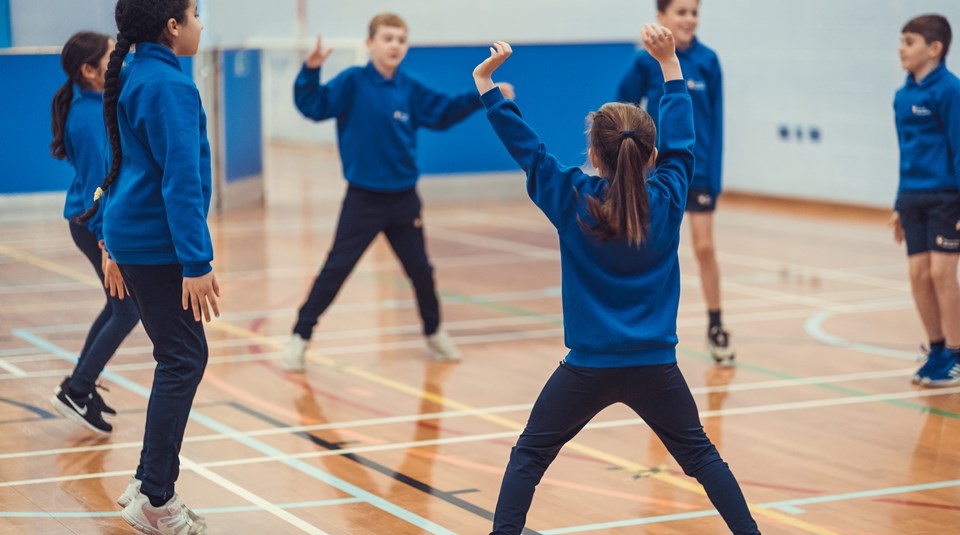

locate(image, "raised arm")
[[640, 25, 694, 202], [293, 36, 354, 121], [475, 42, 590, 229], [707, 56, 724, 193], [410, 78, 483, 131]]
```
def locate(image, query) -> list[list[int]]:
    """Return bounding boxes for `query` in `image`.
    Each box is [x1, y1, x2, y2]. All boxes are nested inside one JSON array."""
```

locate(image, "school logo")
[[936, 235, 960, 250], [697, 193, 713, 206], [393, 110, 410, 122], [687, 79, 707, 91], [912, 105, 932, 116]]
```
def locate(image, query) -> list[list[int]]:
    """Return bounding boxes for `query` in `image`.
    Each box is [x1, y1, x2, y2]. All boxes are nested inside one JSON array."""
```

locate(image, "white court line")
[[6, 385, 957, 488], [0, 352, 284, 381], [0, 359, 27, 377], [0, 367, 918, 462]]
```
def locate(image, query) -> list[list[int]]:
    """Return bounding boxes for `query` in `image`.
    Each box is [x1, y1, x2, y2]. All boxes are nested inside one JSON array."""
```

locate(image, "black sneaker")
[[51, 386, 112, 435], [707, 325, 736, 367], [56, 376, 117, 416]]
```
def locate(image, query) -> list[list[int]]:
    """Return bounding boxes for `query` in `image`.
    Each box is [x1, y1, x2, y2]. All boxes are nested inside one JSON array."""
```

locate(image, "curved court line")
[[805, 310, 918, 362], [12, 329, 453, 535]]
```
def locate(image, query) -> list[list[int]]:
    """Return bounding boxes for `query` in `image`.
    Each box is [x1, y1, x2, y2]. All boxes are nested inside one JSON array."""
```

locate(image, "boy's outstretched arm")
[[641, 24, 682, 82]]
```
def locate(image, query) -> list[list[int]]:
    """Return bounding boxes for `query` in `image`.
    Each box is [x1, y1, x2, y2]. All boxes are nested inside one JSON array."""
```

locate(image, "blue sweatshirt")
[[617, 37, 722, 194], [294, 62, 482, 191], [62, 86, 109, 240], [102, 42, 213, 277], [894, 62, 960, 197], [483, 81, 695, 367]]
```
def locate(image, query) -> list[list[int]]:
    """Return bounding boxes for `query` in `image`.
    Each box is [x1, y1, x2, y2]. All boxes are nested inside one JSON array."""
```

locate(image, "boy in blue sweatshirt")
[[893, 14, 960, 387], [475, 27, 758, 534], [284, 13, 514, 370], [618, 0, 734, 366]]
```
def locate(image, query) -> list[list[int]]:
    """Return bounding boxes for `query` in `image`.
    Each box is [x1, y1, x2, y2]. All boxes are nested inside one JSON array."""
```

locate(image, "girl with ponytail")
[[50, 30, 141, 437], [474, 26, 760, 535], [90, 0, 213, 533]]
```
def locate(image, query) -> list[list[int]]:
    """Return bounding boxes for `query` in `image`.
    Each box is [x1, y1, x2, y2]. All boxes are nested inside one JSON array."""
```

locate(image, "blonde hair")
[[368, 13, 407, 39]]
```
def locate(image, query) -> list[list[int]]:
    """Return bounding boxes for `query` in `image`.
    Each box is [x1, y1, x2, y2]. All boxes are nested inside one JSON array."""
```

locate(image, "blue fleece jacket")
[[102, 42, 213, 277], [894, 62, 960, 197], [62, 86, 109, 240], [294, 62, 482, 191], [617, 37, 721, 194], [482, 81, 694, 367]]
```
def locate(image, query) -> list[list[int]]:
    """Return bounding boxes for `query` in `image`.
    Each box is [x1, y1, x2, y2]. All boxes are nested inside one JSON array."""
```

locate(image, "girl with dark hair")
[[50, 30, 140, 436], [473, 26, 759, 535], [78, 0, 214, 532]]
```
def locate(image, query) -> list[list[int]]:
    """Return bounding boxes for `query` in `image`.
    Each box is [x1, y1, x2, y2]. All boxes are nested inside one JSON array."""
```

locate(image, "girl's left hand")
[[473, 41, 512, 94]]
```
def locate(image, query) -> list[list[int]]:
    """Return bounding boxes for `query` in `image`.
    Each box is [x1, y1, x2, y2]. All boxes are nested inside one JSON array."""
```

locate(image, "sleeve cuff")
[[480, 86, 505, 109], [301, 63, 321, 75], [664, 79, 688, 95], [182, 262, 212, 278]]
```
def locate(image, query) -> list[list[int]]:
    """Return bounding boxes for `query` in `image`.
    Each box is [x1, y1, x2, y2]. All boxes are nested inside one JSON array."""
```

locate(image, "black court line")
[[227, 401, 542, 535]]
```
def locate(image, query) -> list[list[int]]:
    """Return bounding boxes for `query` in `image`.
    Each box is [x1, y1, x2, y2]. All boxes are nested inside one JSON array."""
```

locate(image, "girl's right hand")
[[473, 41, 512, 95], [182, 270, 221, 323], [306, 35, 334, 69], [890, 211, 904, 244]]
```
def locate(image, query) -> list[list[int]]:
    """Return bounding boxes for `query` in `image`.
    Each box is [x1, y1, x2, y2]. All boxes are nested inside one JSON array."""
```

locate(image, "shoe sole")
[[427, 349, 462, 362], [120, 507, 165, 535], [118, 493, 206, 528], [50, 394, 111, 435]]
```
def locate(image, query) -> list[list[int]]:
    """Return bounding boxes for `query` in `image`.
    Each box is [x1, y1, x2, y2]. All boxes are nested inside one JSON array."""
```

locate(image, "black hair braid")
[[76, 0, 189, 223]]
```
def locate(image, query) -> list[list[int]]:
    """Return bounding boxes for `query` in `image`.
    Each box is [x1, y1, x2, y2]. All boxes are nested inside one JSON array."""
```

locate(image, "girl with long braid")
[[49, 31, 141, 436], [78, 0, 215, 532]]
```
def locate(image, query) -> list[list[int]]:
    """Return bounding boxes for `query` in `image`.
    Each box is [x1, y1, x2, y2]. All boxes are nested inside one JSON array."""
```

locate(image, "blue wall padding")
[[222, 49, 263, 182], [404, 42, 636, 175], [0, 54, 191, 194]]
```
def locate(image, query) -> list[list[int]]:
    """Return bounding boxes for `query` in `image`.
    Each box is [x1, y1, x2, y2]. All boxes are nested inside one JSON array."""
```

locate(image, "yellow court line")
[[0, 243, 838, 535]]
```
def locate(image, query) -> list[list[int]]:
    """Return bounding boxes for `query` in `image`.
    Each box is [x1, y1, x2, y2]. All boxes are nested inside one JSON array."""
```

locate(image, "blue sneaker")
[[922, 349, 960, 388], [912, 346, 946, 384]]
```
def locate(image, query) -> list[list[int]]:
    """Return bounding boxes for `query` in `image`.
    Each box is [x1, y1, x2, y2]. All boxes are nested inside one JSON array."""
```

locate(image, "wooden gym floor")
[[0, 143, 957, 534]]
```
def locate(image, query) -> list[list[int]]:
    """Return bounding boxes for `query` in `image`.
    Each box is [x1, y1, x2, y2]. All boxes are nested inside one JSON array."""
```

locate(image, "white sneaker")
[[425, 329, 462, 362], [282, 334, 308, 372], [121, 492, 205, 534], [118, 479, 205, 528]]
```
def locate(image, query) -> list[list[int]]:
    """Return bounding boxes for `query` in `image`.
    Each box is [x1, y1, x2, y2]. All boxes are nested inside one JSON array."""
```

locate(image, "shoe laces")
[[708, 326, 728, 346]]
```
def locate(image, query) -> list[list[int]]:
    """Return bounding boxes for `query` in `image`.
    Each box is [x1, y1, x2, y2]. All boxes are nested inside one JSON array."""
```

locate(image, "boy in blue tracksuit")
[[617, 0, 734, 366], [284, 13, 515, 370], [892, 14, 960, 387], [475, 26, 758, 535], [49, 31, 140, 436]]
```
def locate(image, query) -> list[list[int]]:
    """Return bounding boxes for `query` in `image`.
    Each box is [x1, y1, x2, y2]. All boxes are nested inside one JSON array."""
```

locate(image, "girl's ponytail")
[[581, 103, 657, 247]]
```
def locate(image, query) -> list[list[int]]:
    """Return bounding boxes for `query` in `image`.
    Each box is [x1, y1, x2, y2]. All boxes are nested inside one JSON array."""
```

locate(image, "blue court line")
[[0, 396, 57, 419], [539, 479, 960, 533], [0, 497, 364, 518], [12, 328, 456, 535]]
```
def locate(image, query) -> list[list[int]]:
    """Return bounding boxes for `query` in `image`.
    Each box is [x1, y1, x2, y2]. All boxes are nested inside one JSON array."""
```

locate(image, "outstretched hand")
[[305, 35, 334, 69], [473, 41, 512, 95], [640, 24, 682, 82]]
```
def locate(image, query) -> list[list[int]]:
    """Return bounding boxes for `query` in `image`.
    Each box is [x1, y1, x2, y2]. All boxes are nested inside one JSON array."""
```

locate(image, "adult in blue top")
[[475, 28, 758, 535], [618, 0, 734, 366], [284, 13, 515, 371], [49, 31, 140, 437], [78, 0, 215, 532], [892, 14, 960, 388]]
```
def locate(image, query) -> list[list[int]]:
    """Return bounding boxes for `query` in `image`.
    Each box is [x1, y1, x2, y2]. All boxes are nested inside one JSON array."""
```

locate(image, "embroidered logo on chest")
[[393, 110, 410, 122], [912, 105, 932, 116], [687, 79, 707, 91]]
